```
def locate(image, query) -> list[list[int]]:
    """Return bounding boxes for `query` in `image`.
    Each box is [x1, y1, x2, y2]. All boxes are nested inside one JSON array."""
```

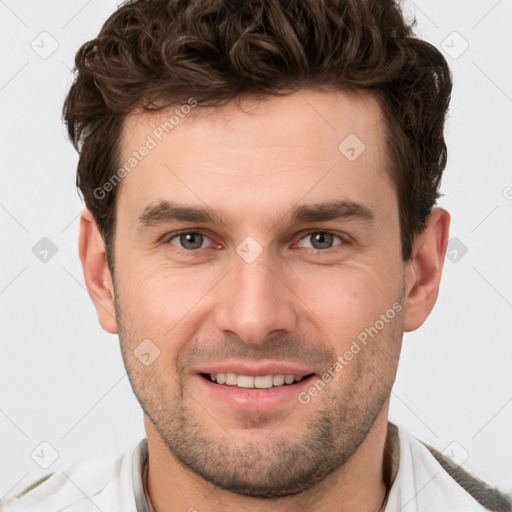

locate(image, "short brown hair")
[[63, 0, 452, 267]]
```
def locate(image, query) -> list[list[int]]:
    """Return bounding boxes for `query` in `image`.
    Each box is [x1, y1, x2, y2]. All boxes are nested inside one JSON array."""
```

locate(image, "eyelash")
[[164, 229, 350, 255]]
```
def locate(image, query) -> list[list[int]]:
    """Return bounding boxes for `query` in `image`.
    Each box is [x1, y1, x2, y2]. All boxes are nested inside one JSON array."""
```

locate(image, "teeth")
[[225, 373, 237, 385], [237, 375, 254, 388], [273, 375, 285, 386], [254, 375, 273, 388], [210, 373, 306, 389]]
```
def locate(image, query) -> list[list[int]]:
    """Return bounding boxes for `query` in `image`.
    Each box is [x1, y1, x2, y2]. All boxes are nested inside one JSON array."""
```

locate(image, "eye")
[[167, 230, 214, 251], [296, 231, 345, 251], [165, 229, 347, 253]]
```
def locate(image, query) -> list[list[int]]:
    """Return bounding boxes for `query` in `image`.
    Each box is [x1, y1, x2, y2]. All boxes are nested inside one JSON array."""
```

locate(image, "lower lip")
[[195, 374, 315, 412]]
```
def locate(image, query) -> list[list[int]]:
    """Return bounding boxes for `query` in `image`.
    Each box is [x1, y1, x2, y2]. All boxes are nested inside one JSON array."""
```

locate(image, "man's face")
[[112, 89, 406, 497]]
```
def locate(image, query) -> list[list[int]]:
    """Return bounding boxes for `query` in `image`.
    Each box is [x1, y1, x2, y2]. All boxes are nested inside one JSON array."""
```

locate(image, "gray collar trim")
[[132, 438, 150, 512]]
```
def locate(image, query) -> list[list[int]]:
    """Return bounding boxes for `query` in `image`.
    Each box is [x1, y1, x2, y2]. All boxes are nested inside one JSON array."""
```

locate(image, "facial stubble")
[[115, 288, 404, 499]]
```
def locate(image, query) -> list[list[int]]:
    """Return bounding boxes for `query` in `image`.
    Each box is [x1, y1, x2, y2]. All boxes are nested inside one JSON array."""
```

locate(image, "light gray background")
[[1, 0, 511, 502]]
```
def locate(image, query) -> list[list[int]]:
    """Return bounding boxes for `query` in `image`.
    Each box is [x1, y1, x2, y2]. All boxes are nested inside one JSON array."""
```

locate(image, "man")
[[3, 0, 510, 511]]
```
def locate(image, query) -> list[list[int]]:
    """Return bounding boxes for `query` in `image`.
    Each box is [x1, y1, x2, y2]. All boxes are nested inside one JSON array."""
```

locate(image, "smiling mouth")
[[200, 372, 316, 389]]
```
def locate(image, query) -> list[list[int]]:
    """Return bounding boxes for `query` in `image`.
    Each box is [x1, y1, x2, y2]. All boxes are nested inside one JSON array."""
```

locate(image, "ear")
[[78, 209, 118, 334], [402, 207, 450, 332]]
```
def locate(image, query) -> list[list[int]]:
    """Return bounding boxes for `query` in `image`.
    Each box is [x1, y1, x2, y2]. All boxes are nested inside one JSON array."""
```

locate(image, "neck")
[[144, 407, 393, 512]]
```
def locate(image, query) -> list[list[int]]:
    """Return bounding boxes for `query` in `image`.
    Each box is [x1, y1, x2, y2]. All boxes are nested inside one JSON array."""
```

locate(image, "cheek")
[[117, 259, 202, 315], [288, 261, 400, 344], [115, 261, 217, 357], [115, 239, 403, 350]]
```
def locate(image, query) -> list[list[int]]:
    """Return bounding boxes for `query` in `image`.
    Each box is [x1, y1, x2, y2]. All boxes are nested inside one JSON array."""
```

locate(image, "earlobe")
[[78, 209, 118, 334], [402, 207, 451, 333]]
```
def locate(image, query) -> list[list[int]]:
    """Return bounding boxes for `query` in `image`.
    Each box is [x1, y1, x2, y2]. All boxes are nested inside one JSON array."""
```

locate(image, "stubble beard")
[[115, 295, 403, 499]]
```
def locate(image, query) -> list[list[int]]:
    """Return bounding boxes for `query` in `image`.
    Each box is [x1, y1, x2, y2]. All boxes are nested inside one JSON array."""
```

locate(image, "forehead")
[[115, 89, 395, 227]]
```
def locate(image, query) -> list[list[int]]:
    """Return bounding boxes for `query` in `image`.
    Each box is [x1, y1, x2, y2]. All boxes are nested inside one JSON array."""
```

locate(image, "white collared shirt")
[[1, 424, 501, 511], [383, 425, 492, 511]]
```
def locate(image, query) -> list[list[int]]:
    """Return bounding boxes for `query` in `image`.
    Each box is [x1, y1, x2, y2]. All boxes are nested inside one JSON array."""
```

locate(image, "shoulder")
[[422, 441, 512, 512], [388, 425, 511, 512], [1, 440, 146, 512]]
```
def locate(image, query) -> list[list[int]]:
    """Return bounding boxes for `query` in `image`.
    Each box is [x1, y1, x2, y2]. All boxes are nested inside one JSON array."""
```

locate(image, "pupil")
[[313, 232, 332, 249], [182, 233, 202, 250]]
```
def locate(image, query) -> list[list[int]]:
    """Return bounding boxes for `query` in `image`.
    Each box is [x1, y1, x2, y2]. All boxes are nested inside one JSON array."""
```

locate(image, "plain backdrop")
[[1, 0, 511, 502]]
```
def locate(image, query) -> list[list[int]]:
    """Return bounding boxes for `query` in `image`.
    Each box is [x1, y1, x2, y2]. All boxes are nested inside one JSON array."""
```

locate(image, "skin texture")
[[79, 89, 450, 512]]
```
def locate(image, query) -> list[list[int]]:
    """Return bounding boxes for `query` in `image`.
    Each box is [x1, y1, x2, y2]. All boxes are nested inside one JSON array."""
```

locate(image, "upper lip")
[[194, 360, 315, 378]]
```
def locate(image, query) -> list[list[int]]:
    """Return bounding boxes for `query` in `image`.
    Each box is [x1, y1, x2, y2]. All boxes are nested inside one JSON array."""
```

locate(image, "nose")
[[213, 245, 299, 346]]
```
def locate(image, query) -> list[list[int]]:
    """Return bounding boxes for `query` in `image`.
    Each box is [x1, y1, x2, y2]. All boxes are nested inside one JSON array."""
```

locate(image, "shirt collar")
[[132, 438, 150, 512], [132, 422, 401, 512]]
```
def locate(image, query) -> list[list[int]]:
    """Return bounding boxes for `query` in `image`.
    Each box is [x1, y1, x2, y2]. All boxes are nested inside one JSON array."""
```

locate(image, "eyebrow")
[[137, 199, 375, 230]]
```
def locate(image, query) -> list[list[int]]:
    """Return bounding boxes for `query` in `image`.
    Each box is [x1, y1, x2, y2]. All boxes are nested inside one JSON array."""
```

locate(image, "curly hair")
[[63, 0, 452, 266]]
